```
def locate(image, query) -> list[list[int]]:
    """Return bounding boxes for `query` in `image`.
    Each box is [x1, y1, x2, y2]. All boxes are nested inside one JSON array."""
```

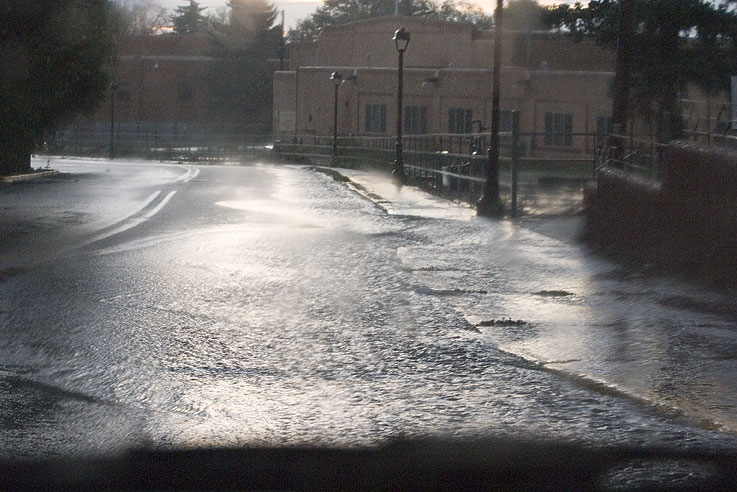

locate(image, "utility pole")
[[611, 0, 634, 165], [109, 84, 117, 159], [477, 0, 504, 216]]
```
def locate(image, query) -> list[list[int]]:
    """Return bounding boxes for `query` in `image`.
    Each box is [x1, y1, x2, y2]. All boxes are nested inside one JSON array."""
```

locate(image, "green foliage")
[[543, 0, 737, 136], [0, 0, 114, 175], [173, 0, 207, 34], [206, 0, 282, 124], [288, 0, 494, 42]]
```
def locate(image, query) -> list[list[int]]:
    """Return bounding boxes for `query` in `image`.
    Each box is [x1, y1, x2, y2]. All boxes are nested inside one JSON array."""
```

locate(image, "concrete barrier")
[[584, 141, 737, 285]]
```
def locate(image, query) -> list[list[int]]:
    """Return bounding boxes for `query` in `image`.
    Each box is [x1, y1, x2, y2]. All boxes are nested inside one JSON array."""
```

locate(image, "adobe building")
[[65, 34, 272, 149], [111, 35, 214, 128], [273, 16, 618, 156], [69, 35, 216, 141]]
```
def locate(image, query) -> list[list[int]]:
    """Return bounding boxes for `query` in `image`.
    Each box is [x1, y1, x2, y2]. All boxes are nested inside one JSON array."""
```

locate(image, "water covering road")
[[1, 158, 736, 461]]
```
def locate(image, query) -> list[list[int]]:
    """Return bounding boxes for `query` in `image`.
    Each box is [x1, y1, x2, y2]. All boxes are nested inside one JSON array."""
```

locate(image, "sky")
[[158, 0, 323, 30], [157, 0, 562, 31]]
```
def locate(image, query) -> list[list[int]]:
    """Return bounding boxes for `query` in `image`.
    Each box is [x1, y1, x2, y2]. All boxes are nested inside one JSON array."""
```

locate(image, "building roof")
[[321, 15, 476, 36], [117, 34, 215, 58]]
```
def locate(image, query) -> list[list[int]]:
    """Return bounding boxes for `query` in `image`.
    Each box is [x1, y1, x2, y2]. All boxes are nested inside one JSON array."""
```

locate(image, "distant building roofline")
[[321, 15, 476, 34]]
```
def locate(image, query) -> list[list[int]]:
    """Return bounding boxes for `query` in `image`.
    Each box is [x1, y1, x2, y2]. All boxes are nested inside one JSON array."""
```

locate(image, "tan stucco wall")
[[92, 35, 214, 126], [289, 17, 615, 72], [274, 16, 623, 153], [315, 17, 475, 69], [274, 65, 615, 145], [273, 71, 297, 133]]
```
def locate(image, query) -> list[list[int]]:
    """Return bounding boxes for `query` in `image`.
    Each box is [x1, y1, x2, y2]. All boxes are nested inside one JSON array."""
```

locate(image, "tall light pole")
[[393, 27, 410, 185], [330, 71, 342, 163], [477, 0, 504, 216], [109, 84, 117, 159]]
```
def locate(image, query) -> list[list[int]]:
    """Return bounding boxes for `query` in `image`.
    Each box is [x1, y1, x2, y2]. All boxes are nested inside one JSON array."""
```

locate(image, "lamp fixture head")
[[393, 27, 410, 53], [330, 71, 343, 86]]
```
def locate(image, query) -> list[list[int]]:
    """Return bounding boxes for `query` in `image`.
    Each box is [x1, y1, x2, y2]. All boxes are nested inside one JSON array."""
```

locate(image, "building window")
[[596, 116, 613, 145], [365, 104, 386, 133], [448, 108, 472, 134], [500, 110, 514, 133], [177, 82, 193, 102], [544, 112, 573, 147], [116, 83, 131, 102], [404, 105, 427, 135]]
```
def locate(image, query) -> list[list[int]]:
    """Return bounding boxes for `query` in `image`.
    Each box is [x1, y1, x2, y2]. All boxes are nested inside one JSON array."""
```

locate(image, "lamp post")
[[477, 0, 504, 216], [393, 27, 410, 185], [109, 83, 117, 159], [330, 71, 342, 162]]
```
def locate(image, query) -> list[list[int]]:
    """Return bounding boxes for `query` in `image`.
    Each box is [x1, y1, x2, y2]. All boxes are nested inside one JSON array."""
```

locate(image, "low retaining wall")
[[584, 141, 737, 285]]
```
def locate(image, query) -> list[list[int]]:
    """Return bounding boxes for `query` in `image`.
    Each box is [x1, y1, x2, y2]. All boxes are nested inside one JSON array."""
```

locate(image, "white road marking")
[[176, 167, 200, 182], [140, 191, 162, 211], [143, 191, 177, 219], [90, 191, 177, 243]]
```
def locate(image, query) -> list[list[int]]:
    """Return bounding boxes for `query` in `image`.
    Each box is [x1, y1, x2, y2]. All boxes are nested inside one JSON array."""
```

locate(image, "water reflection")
[[2, 164, 737, 459], [400, 213, 737, 434]]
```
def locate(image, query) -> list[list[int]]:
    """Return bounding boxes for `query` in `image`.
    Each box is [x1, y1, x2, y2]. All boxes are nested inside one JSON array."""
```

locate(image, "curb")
[[2, 170, 60, 184], [310, 166, 391, 213]]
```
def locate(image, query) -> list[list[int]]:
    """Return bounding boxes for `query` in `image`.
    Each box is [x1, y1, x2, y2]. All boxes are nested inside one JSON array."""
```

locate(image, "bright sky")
[[159, 0, 322, 29], [157, 0, 562, 30]]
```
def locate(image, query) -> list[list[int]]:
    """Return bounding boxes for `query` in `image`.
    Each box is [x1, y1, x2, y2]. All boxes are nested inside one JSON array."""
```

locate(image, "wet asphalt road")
[[1, 157, 737, 461]]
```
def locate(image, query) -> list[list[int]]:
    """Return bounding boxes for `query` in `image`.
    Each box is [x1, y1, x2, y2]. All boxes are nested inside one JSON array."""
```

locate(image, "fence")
[[680, 99, 737, 147], [276, 116, 599, 217], [45, 121, 273, 161], [595, 131, 669, 179], [594, 101, 737, 178]]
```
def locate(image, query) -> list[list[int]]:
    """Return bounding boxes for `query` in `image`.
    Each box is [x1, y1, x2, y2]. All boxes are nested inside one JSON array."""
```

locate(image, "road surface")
[[1, 157, 736, 465]]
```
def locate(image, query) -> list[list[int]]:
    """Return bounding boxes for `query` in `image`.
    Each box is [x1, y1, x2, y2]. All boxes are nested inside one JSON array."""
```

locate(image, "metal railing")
[[275, 123, 600, 217], [594, 132, 668, 179], [593, 101, 737, 176], [44, 122, 273, 161], [680, 100, 737, 147]]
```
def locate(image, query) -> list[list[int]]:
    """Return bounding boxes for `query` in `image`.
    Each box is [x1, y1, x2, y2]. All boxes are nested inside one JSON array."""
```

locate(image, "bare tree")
[[112, 0, 170, 35]]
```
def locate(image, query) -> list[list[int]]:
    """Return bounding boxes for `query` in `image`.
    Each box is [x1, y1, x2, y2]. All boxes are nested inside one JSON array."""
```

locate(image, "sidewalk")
[[320, 166, 737, 436], [328, 167, 584, 244], [1, 169, 59, 184]]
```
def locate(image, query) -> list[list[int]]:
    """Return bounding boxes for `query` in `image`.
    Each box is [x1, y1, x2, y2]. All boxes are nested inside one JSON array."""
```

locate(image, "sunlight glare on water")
[[2, 164, 737, 459], [393, 201, 737, 435]]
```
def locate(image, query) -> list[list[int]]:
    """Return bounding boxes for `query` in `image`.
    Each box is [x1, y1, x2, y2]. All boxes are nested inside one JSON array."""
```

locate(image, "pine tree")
[[206, 0, 282, 126], [173, 0, 207, 35], [543, 0, 737, 138], [111, 0, 169, 35], [0, 0, 114, 175], [288, 0, 493, 42]]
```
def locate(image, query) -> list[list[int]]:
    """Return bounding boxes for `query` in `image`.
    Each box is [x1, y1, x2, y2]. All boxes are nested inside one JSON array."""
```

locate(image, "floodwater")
[[1, 159, 736, 465]]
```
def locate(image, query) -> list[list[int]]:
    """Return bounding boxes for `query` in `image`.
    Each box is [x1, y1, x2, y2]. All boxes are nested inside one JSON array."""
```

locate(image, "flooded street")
[[1, 158, 737, 460]]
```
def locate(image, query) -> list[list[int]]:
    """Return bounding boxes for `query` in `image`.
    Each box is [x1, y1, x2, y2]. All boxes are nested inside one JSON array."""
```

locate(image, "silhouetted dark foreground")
[[584, 141, 737, 285], [2, 438, 737, 491]]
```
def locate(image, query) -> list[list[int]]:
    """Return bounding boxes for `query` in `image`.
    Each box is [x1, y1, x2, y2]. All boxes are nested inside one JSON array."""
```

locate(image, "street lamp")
[[393, 27, 410, 185], [330, 71, 342, 162]]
